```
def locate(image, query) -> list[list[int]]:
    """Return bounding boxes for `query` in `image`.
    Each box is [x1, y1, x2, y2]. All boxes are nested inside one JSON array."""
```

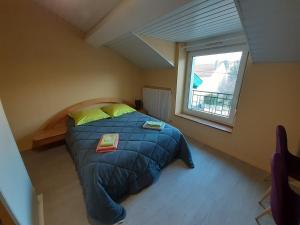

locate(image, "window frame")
[[183, 44, 248, 126]]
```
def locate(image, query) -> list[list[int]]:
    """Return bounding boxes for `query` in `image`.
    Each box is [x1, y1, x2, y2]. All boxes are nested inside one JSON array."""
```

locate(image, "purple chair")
[[271, 153, 300, 225], [256, 153, 300, 224], [259, 125, 300, 206], [276, 125, 300, 180]]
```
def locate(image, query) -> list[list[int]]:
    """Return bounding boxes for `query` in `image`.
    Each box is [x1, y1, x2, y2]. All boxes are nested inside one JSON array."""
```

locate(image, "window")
[[183, 45, 248, 126]]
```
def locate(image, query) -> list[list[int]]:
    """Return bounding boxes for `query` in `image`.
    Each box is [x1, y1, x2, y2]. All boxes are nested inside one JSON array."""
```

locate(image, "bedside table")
[[32, 125, 67, 148], [137, 108, 148, 114]]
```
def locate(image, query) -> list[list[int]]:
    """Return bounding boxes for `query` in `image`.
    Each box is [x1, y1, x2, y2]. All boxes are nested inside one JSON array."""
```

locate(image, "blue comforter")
[[65, 111, 194, 224]]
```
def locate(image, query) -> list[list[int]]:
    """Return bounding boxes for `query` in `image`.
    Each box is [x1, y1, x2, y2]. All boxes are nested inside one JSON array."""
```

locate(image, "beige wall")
[[143, 60, 300, 171], [0, 0, 142, 150]]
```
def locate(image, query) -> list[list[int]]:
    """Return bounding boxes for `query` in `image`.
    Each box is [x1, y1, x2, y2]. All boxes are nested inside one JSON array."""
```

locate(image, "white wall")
[[0, 100, 38, 225]]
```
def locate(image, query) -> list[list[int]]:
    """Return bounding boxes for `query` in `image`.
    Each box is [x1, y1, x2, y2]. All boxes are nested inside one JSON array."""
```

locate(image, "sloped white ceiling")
[[34, 0, 122, 32], [106, 33, 172, 69], [235, 0, 300, 62], [34, 0, 246, 68], [86, 0, 194, 47], [101, 0, 243, 69], [138, 0, 242, 42]]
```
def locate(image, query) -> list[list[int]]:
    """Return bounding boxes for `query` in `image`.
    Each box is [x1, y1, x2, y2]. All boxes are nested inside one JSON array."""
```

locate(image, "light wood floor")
[[22, 139, 275, 225]]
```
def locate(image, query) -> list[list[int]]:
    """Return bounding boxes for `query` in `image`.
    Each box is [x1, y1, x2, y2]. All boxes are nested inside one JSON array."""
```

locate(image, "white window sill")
[[175, 113, 233, 133]]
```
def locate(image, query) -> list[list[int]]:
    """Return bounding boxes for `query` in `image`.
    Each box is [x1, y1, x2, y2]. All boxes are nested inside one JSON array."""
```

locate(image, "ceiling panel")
[[235, 0, 300, 62], [138, 0, 242, 42]]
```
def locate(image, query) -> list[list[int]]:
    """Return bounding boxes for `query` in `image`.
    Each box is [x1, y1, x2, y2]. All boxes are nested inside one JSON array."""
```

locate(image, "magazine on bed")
[[96, 133, 119, 153]]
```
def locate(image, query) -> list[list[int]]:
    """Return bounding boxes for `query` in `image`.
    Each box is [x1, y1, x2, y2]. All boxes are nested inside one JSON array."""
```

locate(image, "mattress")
[[65, 111, 194, 224]]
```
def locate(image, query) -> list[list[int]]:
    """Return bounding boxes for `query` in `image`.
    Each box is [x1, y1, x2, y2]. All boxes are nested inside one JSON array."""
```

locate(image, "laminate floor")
[[22, 139, 275, 225]]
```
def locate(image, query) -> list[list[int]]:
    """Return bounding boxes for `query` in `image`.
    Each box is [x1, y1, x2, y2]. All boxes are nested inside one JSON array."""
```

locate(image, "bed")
[[33, 98, 194, 225]]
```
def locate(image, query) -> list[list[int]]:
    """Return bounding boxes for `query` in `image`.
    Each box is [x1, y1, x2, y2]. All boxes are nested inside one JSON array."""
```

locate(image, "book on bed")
[[142, 121, 165, 130], [96, 133, 119, 153]]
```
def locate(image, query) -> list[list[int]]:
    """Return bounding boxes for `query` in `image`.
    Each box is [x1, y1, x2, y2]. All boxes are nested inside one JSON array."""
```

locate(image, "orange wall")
[[143, 59, 300, 171], [0, 0, 142, 150]]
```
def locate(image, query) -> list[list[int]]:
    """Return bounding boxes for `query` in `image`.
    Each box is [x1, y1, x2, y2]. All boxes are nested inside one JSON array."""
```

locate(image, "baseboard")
[[37, 194, 45, 225]]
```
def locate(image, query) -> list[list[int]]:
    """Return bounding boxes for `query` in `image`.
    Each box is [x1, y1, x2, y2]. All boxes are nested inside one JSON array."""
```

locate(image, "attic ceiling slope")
[[86, 0, 195, 47], [33, 0, 122, 32], [235, 0, 300, 62], [93, 0, 244, 69]]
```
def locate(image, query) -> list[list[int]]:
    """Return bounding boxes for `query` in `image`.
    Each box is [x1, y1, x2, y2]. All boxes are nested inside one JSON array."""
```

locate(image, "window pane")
[[188, 52, 242, 118]]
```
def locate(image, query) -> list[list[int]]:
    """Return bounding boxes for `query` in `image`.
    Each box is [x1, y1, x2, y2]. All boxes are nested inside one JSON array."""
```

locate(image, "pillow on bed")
[[101, 103, 136, 117], [69, 108, 110, 126]]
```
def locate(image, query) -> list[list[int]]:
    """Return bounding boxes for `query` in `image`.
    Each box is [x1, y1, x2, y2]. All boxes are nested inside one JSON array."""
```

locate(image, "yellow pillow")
[[69, 108, 110, 126], [101, 104, 136, 117]]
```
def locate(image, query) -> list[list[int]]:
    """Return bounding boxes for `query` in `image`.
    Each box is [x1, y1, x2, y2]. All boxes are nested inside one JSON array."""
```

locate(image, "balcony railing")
[[190, 90, 233, 117]]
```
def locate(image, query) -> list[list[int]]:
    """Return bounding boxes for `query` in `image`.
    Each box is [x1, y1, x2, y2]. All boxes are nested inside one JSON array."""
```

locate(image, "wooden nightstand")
[[137, 108, 148, 114], [32, 125, 67, 148]]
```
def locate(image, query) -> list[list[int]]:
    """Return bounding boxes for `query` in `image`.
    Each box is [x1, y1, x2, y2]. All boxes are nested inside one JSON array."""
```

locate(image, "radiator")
[[143, 87, 172, 122]]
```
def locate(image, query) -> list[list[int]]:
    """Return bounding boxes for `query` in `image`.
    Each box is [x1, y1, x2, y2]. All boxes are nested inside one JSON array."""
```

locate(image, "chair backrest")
[[271, 153, 289, 225], [276, 125, 288, 155]]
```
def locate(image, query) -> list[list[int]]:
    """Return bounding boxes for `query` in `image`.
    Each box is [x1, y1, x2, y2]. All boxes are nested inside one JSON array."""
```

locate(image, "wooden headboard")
[[32, 98, 132, 148]]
